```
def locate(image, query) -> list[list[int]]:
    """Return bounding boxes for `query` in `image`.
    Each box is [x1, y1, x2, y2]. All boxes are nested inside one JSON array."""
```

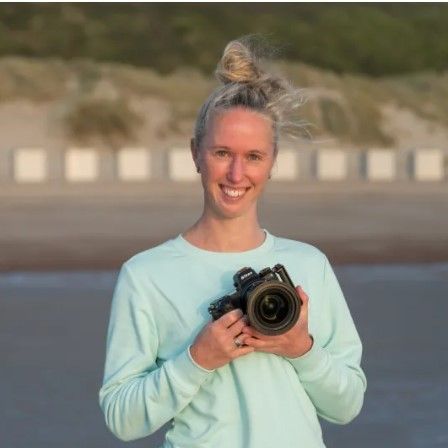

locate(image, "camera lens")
[[246, 282, 300, 335], [259, 294, 287, 322]]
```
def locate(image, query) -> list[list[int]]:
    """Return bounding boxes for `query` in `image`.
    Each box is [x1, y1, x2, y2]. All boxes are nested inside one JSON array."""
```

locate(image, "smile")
[[220, 184, 250, 199]]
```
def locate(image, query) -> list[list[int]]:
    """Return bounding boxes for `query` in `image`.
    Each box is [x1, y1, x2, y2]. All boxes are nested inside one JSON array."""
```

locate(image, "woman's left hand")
[[241, 285, 313, 358]]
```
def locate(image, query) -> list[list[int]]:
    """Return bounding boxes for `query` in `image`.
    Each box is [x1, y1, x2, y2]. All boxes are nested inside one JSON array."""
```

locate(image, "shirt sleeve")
[[286, 256, 367, 424], [98, 263, 214, 442]]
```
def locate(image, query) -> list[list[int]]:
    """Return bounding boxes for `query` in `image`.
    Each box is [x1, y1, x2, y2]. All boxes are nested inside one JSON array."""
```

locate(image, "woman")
[[99, 38, 367, 448]]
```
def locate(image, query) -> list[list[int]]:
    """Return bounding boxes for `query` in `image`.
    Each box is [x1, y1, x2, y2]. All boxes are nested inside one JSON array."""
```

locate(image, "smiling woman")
[[99, 36, 367, 448], [185, 36, 306, 250], [191, 107, 275, 222]]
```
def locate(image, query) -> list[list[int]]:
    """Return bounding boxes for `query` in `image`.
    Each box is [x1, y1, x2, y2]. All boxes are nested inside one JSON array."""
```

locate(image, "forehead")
[[206, 107, 274, 149]]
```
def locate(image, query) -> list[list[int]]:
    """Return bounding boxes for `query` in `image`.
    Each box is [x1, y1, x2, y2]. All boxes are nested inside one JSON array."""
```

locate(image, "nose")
[[226, 156, 244, 184]]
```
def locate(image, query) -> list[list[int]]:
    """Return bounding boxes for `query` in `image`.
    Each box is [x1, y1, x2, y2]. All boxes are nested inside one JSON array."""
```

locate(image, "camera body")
[[208, 264, 301, 335]]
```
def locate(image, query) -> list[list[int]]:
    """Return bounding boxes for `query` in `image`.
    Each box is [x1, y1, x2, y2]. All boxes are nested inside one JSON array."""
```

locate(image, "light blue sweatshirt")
[[99, 230, 367, 447]]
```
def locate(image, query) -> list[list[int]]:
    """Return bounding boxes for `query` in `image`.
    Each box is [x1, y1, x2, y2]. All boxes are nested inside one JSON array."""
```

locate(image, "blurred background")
[[0, 3, 447, 448]]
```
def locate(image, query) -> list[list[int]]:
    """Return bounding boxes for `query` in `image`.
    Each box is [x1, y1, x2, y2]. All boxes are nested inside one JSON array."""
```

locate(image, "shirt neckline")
[[173, 229, 274, 259]]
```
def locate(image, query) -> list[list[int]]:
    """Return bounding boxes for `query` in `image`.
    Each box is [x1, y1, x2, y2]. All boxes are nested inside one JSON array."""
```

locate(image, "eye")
[[215, 149, 230, 158], [247, 153, 263, 161]]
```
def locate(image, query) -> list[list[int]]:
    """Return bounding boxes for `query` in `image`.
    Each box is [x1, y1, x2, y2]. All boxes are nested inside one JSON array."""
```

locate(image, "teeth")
[[222, 186, 246, 198]]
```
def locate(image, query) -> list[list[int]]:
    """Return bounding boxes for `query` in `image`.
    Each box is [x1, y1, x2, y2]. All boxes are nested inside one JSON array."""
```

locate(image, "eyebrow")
[[210, 145, 267, 155]]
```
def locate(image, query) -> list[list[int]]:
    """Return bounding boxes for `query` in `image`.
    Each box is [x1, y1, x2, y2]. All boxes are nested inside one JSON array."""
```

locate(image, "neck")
[[183, 210, 265, 252]]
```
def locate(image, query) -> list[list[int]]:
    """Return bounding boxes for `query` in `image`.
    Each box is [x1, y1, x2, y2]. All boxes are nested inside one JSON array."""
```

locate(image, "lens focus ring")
[[246, 282, 300, 335]]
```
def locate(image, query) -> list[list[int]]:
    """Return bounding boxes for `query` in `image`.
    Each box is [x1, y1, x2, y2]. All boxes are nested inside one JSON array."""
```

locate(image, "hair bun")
[[215, 41, 261, 85], [194, 35, 308, 152]]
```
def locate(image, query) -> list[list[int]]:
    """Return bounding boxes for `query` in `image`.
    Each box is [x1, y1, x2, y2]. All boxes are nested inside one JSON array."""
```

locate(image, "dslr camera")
[[208, 264, 301, 335]]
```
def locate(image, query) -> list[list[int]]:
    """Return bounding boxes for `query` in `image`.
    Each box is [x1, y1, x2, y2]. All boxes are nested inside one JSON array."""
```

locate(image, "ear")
[[190, 137, 196, 161], [190, 137, 200, 171]]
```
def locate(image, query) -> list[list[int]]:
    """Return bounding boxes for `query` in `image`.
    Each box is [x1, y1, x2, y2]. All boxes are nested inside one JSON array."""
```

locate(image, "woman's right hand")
[[189, 309, 254, 370]]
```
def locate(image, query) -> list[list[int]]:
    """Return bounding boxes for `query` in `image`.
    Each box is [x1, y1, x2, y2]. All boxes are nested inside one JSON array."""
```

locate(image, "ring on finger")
[[234, 337, 243, 348]]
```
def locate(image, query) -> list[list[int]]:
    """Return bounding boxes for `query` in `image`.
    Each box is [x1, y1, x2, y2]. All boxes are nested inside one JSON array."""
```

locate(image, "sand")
[[1, 264, 447, 447], [1, 181, 447, 271]]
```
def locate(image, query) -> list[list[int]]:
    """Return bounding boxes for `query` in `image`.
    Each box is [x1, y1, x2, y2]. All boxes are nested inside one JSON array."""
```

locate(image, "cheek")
[[249, 165, 272, 184], [203, 160, 227, 181]]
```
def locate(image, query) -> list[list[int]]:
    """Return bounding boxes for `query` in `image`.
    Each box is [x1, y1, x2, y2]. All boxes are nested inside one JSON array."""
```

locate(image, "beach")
[[1, 264, 447, 447], [1, 181, 447, 271], [1, 181, 447, 446]]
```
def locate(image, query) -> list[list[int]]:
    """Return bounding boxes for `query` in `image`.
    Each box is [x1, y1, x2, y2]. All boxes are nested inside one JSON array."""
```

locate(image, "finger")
[[295, 285, 308, 304], [241, 325, 276, 341], [296, 286, 309, 322], [240, 325, 258, 337], [243, 337, 273, 350], [217, 308, 244, 328], [233, 345, 255, 357], [241, 325, 263, 338], [227, 316, 249, 337], [232, 333, 250, 347], [241, 328, 282, 347]]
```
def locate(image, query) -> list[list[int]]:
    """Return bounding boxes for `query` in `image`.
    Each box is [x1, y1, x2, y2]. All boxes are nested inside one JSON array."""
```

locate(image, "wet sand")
[[1, 182, 447, 270], [1, 264, 447, 447], [1, 181, 447, 446]]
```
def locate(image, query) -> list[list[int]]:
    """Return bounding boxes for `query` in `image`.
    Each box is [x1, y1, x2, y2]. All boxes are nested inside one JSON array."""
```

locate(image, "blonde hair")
[[194, 35, 306, 156]]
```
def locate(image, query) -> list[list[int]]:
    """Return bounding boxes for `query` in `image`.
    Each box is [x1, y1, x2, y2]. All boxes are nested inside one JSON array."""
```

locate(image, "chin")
[[214, 200, 257, 220], [204, 187, 260, 220], [216, 209, 247, 220]]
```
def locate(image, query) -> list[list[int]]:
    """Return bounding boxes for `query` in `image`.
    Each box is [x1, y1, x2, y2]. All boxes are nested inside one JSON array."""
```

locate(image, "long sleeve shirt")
[[98, 230, 367, 447]]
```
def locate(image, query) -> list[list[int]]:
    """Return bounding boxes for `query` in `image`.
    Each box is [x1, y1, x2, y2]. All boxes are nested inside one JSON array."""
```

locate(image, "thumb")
[[295, 285, 309, 305], [295, 285, 309, 323]]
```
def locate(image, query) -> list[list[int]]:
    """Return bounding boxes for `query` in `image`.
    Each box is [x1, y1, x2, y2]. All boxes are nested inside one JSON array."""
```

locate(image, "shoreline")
[[2, 237, 448, 272], [2, 182, 447, 271]]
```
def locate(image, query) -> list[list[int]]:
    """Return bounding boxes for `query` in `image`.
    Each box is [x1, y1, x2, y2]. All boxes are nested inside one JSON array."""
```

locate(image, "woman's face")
[[193, 106, 276, 220]]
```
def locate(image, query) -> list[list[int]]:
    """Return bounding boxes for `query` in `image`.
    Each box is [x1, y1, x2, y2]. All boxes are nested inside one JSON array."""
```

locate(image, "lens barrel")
[[245, 282, 300, 335]]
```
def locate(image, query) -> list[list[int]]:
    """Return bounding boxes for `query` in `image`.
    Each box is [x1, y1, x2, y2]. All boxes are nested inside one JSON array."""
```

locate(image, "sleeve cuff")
[[286, 340, 330, 382], [187, 345, 216, 374], [164, 346, 214, 393]]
